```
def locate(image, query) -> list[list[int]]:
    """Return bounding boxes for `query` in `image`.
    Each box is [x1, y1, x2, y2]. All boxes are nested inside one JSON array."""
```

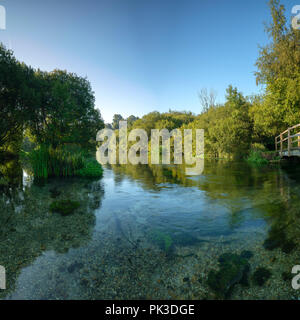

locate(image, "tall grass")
[[29, 145, 102, 179], [246, 150, 268, 165]]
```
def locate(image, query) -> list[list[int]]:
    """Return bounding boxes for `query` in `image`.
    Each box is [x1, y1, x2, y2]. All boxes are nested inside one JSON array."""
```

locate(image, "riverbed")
[[0, 160, 299, 299]]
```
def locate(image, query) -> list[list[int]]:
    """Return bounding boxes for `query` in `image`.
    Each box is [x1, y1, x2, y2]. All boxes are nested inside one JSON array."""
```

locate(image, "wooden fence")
[[275, 124, 300, 157]]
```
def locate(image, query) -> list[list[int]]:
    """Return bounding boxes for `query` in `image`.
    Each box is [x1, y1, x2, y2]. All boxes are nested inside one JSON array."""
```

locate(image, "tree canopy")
[[0, 44, 104, 154]]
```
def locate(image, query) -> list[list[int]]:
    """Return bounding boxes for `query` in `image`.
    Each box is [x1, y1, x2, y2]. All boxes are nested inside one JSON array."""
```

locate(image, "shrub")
[[246, 150, 268, 165], [76, 158, 103, 178]]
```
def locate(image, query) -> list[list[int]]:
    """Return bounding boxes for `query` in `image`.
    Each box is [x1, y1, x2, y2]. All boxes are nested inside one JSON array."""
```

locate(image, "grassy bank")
[[25, 145, 103, 179], [246, 149, 281, 165]]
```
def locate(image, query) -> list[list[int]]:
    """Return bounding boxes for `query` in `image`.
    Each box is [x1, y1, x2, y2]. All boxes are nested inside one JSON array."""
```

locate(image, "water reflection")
[[0, 159, 299, 299], [0, 159, 104, 299]]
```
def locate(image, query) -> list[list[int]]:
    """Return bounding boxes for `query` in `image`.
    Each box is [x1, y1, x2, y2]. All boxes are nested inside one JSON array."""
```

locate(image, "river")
[[0, 159, 299, 299]]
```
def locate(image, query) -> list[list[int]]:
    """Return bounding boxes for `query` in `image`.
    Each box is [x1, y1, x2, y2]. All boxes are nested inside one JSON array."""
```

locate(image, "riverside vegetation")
[[107, 0, 300, 164], [0, 0, 300, 300], [1, 1, 299, 167]]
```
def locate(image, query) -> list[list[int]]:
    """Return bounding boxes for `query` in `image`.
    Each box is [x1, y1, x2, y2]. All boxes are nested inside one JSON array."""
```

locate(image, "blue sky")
[[0, 0, 296, 122]]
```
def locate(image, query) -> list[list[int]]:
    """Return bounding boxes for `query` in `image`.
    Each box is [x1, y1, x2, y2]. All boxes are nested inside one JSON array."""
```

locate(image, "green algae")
[[149, 230, 173, 252], [207, 252, 250, 299]]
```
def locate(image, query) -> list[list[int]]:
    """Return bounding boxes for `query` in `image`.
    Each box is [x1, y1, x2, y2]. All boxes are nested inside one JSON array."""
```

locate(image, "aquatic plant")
[[252, 267, 271, 286], [149, 230, 173, 253], [240, 250, 253, 259], [263, 226, 296, 254], [28, 146, 103, 179], [282, 271, 293, 282], [207, 252, 250, 299], [50, 200, 80, 216], [172, 233, 200, 247]]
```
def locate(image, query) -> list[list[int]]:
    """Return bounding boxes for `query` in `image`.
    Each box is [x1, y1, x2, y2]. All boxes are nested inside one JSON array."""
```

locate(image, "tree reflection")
[[0, 160, 104, 298]]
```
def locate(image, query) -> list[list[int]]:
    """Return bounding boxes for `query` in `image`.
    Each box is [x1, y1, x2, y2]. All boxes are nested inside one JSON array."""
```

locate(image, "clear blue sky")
[[0, 0, 296, 122]]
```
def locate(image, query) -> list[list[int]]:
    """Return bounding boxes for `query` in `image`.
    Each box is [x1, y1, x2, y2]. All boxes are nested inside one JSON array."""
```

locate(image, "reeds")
[[29, 145, 102, 179]]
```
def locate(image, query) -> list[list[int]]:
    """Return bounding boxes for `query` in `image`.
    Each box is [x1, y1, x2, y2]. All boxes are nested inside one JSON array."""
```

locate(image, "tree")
[[254, 0, 300, 142], [0, 44, 34, 152], [112, 114, 124, 130], [208, 86, 252, 157], [198, 88, 217, 113], [126, 115, 139, 127], [255, 0, 300, 85], [26, 69, 104, 150]]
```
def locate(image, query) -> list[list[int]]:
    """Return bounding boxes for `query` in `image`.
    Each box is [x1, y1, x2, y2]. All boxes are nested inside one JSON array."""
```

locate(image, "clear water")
[[0, 160, 300, 300]]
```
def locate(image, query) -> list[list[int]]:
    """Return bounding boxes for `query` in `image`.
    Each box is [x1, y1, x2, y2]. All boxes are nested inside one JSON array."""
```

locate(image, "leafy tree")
[[253, 0, 300, 144], [0, 44, 32, 152], [126, 115, 139, 127], [112, 114, 124, 130], [26, 70, 104, 150]]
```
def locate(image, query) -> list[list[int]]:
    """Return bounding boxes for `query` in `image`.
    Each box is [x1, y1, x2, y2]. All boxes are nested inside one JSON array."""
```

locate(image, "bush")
[[246, 150, 268, 165], [250, 143, 267, 152], [76, 158, 103, 178]]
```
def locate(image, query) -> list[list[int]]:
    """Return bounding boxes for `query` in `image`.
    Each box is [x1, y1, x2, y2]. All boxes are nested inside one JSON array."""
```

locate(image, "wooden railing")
[[275, 124, 300, 156]]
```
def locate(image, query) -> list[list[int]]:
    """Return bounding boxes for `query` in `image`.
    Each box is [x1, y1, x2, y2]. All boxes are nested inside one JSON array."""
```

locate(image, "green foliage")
[[0, 44, 33, 153], [29, 146, 85, 179], [0, 43, 104, 156], [2, 0, 299, 162], [112, 114, 124, 130], [26, 70, 104, 150], [253, 0, 300, 146], [247, 151, 268, 165], [50, 200, 80, 216], [208, 86, 252, 158], [28, 146, 103, 179], [76, 158, 103, 178]]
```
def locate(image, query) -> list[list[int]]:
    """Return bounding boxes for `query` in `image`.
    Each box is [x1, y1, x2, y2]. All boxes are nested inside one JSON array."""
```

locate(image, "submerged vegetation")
[[50, 200, 81, 216], [263, 225, 296, 254], [207, 252, 251, 299], [253, 268, 272, 286], [0, 0, 300, 301]]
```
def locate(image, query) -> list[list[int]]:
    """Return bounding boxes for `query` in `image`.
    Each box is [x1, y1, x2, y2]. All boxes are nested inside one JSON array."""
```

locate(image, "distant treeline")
[[109, 0, 300, 159]]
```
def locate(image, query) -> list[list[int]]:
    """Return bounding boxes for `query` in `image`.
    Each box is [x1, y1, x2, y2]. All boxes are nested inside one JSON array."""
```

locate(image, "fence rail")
[[275, 124, 300, 157]]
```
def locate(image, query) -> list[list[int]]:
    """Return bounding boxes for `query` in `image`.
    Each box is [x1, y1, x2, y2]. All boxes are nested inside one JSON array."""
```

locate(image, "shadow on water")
[[0, 159, 104, 299]]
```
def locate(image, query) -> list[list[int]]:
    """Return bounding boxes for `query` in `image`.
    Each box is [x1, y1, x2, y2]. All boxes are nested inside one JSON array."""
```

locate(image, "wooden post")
[[288, 128, 291, 157], [275, 137, 277, 152]]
